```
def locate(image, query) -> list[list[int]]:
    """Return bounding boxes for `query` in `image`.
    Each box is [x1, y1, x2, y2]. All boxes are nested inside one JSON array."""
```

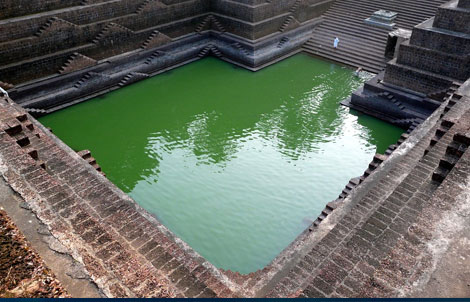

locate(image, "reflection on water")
[[39, 54, 403, 273]]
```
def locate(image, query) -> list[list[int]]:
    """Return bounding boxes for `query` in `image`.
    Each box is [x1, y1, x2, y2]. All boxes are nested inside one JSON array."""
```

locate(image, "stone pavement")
[[0, 176, 101, 298], [0, 206, 68, 298]]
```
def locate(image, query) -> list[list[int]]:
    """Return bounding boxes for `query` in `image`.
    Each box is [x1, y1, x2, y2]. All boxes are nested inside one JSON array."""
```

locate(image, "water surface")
[[40, 54, 403, 273]]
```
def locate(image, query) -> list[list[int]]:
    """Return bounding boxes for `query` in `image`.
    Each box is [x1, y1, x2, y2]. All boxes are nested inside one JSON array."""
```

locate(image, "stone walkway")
[[0, 176, 101, 297], [409, 214, 470, 298], [0, 207, 68, 298]]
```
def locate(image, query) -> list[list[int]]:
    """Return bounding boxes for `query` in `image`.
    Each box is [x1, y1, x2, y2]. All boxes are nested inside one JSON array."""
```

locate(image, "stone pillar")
[[384, 29, 412, 59]]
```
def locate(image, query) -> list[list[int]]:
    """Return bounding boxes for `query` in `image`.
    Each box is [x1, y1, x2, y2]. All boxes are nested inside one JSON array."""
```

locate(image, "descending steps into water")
[[266, 87, 470, 298], [303, 0, 448, 73]]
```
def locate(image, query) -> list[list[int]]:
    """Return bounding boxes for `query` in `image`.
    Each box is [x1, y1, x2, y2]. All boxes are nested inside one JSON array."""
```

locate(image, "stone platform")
[[364, 10, 397, 30], [346, 0, 470, 128]]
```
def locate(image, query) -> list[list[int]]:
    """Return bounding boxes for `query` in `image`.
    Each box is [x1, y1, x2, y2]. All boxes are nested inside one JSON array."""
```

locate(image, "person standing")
[[0, 86, 8, 98], [333, 36, 340, 49], [354, 67, 363, 77]]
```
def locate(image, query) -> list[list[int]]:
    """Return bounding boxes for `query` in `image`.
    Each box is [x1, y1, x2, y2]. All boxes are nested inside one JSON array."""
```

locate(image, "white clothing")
[[0, 87, 8, 98], [333, 38, 340, 48]]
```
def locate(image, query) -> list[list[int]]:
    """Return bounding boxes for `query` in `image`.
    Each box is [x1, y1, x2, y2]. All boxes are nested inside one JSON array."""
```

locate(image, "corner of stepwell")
[[0, 0, 469, 298]]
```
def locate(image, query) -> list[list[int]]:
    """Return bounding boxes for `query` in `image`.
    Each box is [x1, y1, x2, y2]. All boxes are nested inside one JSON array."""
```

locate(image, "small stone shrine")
[[365, 9, 398, 29]]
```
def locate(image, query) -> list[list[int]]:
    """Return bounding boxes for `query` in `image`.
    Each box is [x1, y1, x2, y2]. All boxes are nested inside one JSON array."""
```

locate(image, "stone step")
[[303, 0, 448, 73], [303, 44, 384, 73], [268, 87, 470, 298]]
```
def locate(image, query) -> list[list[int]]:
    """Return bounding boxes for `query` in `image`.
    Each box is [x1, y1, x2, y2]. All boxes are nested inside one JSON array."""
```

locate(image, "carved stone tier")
[[365, 10, 398, 29]]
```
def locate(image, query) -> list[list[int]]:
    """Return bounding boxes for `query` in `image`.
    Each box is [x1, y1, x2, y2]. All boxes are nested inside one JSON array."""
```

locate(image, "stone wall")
[[345, 0, 469, 128], [434, 2, 470, 33], [0, 0, 333, 112], [211, 0, 333, 39], [397, 42, 469, 82], [383, 0, 470, 94], [0, 0, 208, 85]]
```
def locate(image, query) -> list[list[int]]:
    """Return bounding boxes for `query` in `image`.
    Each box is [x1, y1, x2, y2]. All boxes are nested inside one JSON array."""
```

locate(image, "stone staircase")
[[1, 0, 335, 111], [277, 37, 290, 48], [195, 15, 226, 35], [73, 73, 94, 89], [279, 16, 297, 32], [198, 45, 223, 58], [77, 149, 106, 177], [231, 42, 250, 57], [345, 0, 469, 128], [267, 85, 470, 297], [118, 72, 149, 88], [0, 0, 201, 86], [303, 0, 448, 73], [0, 96, 236, 298], [58, 52, 97, 74]]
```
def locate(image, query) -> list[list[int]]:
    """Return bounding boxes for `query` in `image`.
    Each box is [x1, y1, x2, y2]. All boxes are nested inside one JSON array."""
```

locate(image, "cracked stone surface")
[[66, 263, 89, 280], [42, 236, 70, 255], [0, 209, 69, 298]]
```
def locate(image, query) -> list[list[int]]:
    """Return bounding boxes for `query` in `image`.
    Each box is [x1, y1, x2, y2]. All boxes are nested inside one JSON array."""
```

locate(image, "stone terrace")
[[1, 0, 333, 113], [303, 0, 448, 73]]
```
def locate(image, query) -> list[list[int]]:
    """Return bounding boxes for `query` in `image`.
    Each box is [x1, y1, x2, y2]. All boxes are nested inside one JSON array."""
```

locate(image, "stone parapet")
[[384, 60, 456, 95], [410, 18, 470, 56], [433, 0, 470, 34], [396, 41, 470, 82]]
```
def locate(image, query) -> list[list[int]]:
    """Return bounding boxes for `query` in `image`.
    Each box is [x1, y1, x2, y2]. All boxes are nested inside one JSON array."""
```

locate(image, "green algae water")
[[39, 54, 403, 274]]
